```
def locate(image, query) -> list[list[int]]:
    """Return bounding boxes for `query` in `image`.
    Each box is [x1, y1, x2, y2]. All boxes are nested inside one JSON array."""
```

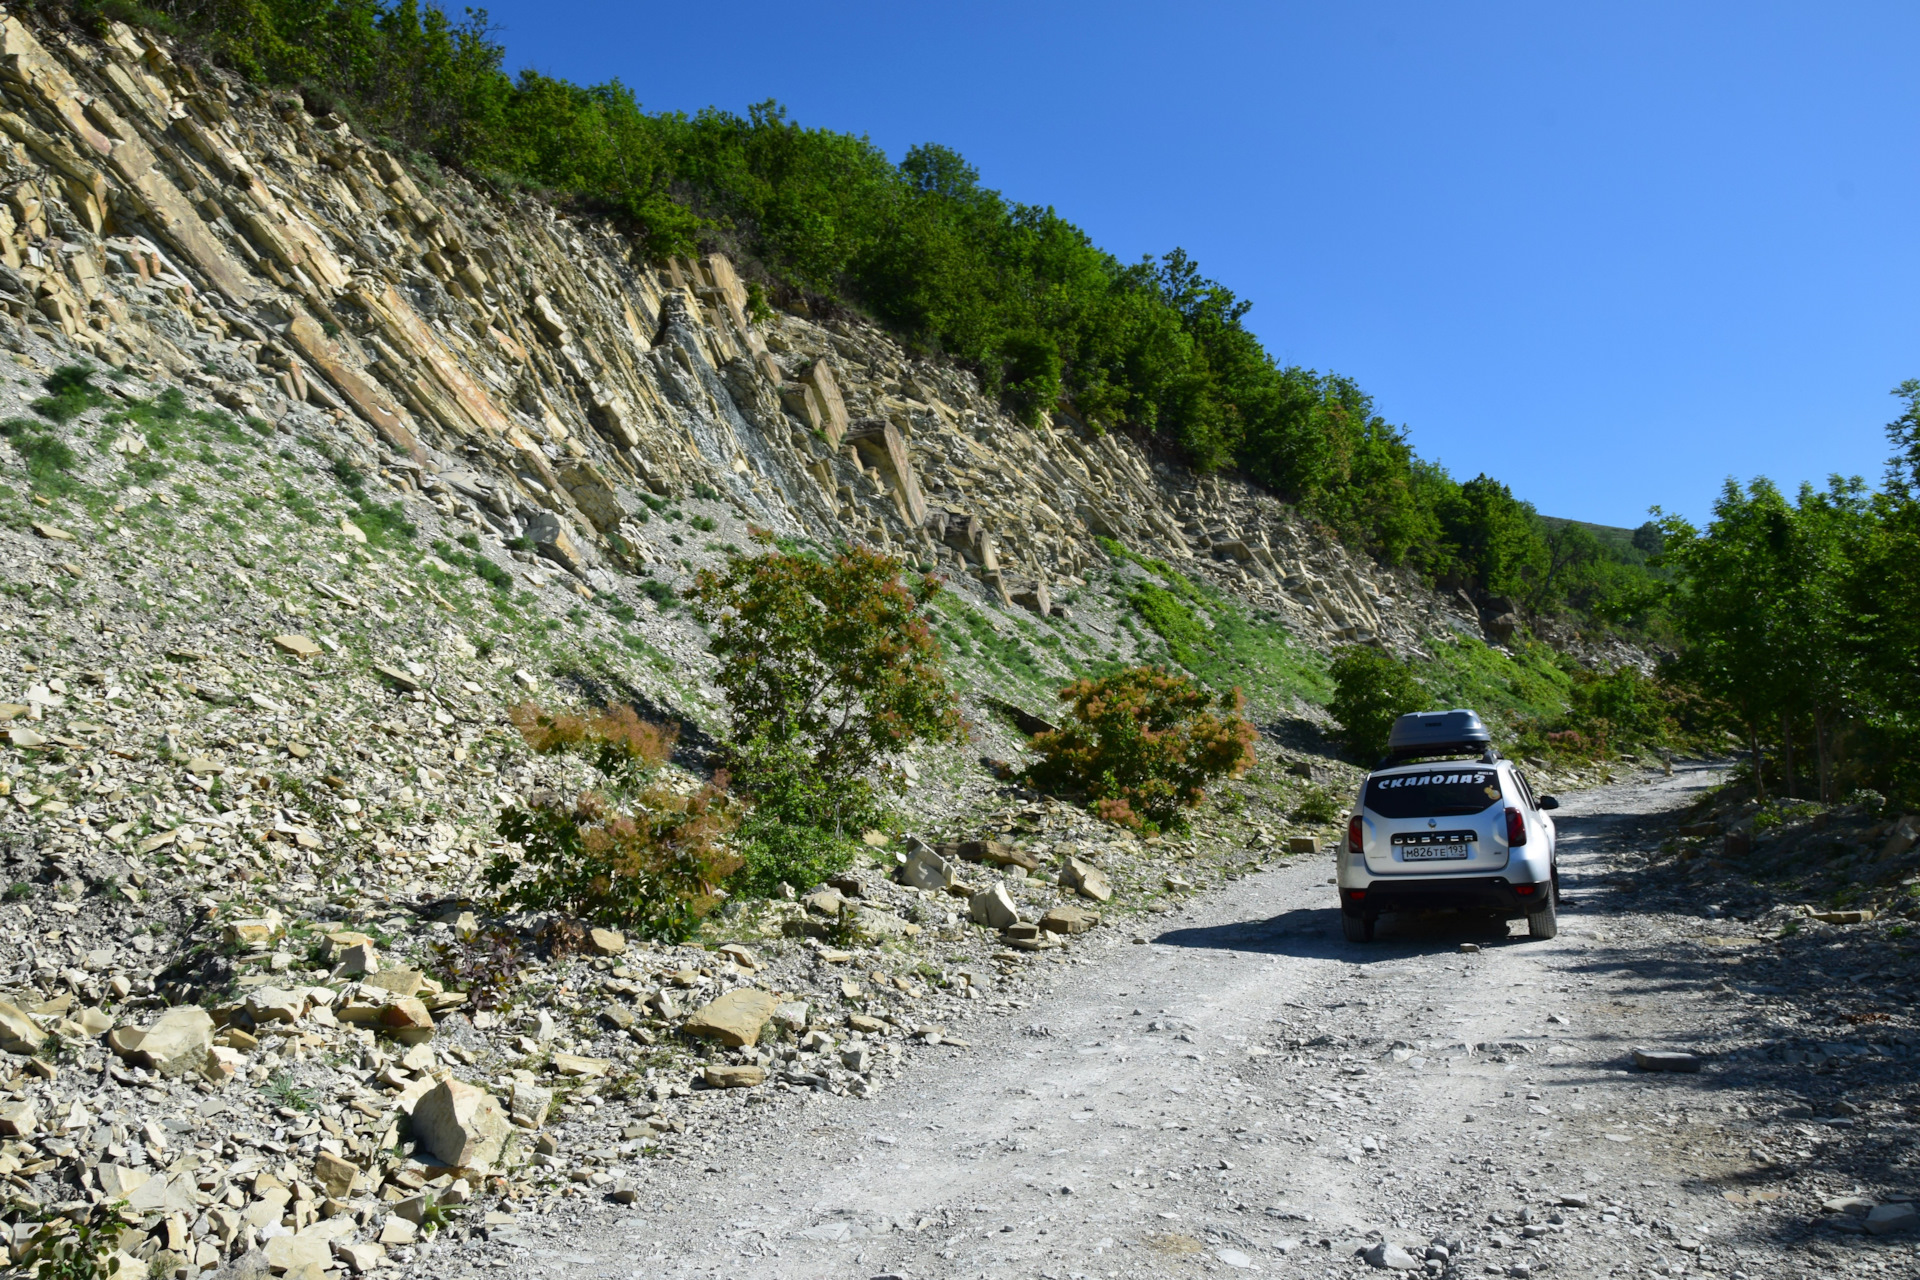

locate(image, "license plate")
[[1401, 845, 1471, 861]]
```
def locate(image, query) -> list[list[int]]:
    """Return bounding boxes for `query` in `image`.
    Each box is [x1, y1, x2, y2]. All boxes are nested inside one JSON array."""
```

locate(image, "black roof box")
[[1385, 709, 1493, 761]]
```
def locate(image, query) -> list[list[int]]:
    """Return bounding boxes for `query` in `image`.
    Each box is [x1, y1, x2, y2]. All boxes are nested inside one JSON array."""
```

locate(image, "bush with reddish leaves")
[[1025, 667, 1257, 832], [487, 703, 740, 941], [506, 702, 675, 787]]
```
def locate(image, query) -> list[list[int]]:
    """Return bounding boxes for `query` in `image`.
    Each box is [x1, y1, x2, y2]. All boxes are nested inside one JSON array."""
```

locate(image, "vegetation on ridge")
[[48, 0, 1662, 635]]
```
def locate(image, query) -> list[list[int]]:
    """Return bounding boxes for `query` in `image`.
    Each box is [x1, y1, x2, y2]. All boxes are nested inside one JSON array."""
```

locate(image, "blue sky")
[[469, 1, 1920, 527]]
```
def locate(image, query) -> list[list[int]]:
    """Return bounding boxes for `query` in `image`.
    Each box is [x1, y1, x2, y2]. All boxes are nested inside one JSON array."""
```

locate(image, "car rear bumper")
[[1340, 875, 1552, 918]]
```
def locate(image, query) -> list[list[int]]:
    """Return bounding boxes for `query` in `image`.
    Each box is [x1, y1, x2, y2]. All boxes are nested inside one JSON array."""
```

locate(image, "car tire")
[[1342, 913, 1373, 944], [1527, 893, 1558, 940]]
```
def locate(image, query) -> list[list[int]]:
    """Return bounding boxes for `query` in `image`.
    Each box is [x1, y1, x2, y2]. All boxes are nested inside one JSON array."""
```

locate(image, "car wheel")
[[1342, 912, 1373, 944], [1527, 893, 1558, 940]]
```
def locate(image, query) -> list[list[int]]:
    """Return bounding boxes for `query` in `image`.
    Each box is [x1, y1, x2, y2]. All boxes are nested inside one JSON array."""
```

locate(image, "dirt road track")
[[452, 764, 1918, 1279]]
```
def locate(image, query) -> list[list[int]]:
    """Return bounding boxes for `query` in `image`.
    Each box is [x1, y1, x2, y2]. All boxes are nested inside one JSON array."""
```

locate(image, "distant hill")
[[1539, 515, 1664, 569]]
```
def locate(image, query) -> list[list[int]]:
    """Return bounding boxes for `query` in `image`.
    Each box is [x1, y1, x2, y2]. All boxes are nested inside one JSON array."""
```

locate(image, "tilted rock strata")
[[0, 12, 1473, 652]]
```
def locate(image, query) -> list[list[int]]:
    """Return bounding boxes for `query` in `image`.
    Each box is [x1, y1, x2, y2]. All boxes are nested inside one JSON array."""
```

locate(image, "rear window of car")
[[1364, 768, 1504, 818]]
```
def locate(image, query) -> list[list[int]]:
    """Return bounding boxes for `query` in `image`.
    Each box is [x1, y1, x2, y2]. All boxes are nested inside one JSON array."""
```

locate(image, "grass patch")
[[0, 417, 81, 495], [1100, 537, 1328, 711]]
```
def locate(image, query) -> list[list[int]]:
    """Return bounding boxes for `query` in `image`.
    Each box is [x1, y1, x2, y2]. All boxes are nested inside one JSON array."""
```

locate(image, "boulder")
[[379, 997, 435, 1045], [265, 1232, 333, 1273], [1631, 1049, 1702, 1073], [312, 1151, 360, 1199], [900, 842, 957, 892], [246, 987, 307, 1024], [969, 882, 1020, 930], [684, 989, 780, 1047], [113, 1006, 214, 1078], [959, 839, 1040, 872], [587, 927, 627, 955], [1059, 857, 1113, 903], [0, 1099, 38, 1136], [1364, 1240, 1420, 1270], [363, 968, 425, 997], [1040, 905, 1100, 935], [0, 999, 46, 1055], [508, 1081, 551, 1129], [552, 1052, 609, 1077], [410, 1079, 512, 1171], [702, 1064, 767, 1089], [1865, 1202, 1917, 1235], [772, 1000, 810, 1032]]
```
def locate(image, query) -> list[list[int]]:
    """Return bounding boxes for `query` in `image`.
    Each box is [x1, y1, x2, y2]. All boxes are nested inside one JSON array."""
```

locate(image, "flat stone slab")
[[1632, 1049, 1703, 1073]]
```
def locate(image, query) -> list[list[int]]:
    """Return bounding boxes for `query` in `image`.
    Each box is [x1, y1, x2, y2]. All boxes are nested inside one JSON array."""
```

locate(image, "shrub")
[[506, 701, 674, 788], [490, 786, 740, 943], [0, 416, 80, 495], [686, 532, 964, 827], [1328, 646, 1426, 762], [31, 364, 107, 424], [1289, 785, 1342, 825], [487, 702, 738, 940], [471, 555, 512, 589], [1025, 666, 1256, 832]]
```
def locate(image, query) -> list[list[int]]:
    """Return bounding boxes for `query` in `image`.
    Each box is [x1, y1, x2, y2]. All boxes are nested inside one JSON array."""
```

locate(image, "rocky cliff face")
[[0, 11, 1486, 682]]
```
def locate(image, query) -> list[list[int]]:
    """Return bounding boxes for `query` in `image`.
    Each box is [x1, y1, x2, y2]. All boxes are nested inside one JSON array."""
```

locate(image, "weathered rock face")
[[0, 12, 1502, 670]]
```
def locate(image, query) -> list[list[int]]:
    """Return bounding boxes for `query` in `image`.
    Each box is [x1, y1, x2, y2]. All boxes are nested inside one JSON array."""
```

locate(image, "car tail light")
[[1505, 807, 1528, 846], [1347, 815, 1363, 854]]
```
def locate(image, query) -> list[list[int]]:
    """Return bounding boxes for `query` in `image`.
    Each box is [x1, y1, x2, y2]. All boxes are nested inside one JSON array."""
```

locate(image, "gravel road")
[[452, 763, 1920, 1279]]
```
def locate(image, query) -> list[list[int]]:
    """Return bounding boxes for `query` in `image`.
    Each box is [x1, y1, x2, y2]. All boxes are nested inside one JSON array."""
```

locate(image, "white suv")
[[1337, 709, 1560, 943]]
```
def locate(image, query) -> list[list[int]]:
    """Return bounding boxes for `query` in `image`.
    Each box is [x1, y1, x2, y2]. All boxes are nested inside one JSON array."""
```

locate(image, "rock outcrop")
[[0, 13, 1481, 658]]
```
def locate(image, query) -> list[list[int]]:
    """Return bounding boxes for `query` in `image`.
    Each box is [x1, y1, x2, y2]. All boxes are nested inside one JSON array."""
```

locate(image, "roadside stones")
[[1631, 1048, 1703, 1073], [378, 996, 435, 1044], [1040, 904, 1100, 935], [312, 1151, 360, 1199], [508, 1081, 551, 1128], [587, 927, 627, 955], [1059, 856, 1113, 903], [772, 1000, 810, 1032], [1809, 908, 1874, 925], [0, 1098, 38, 1136], [411, 1079, 512, 1170], [272, 633, 322, 659], [552, 1052, 610, 1077], [0, 998, 47, 1054], [900, 842, 958, 892], [1365, 1241, 1420, 1270], [969, 882, 1020, 929], [803, 887, 846, 917], [1287, 835, 1320, 854], [110, 1005, 214, 1078], [958, 839, 1040, 872], [840, 1045, 871, 1073], [702, 1063, 767, 1088], [683, 988, 780, 1047], [1865, 1202, 1918, 1235], [265, 1233, 332, 1274]]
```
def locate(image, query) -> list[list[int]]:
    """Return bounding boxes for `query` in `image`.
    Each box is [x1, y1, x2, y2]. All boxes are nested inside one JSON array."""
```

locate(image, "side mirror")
[[1539, 795, 1560, 811]]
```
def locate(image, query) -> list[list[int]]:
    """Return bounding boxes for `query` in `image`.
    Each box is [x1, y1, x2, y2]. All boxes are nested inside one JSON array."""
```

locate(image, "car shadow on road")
[[1153, 905, 1523, 960]]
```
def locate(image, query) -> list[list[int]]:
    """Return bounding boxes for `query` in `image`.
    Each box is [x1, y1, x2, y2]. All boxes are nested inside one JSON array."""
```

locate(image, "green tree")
[[1327, 646, 1427, 762], [684, 534, 964, 888]]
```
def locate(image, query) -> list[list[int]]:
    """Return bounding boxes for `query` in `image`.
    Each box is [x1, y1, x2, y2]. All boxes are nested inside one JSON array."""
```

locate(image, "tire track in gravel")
[[482, 762, 1872, 1280]]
